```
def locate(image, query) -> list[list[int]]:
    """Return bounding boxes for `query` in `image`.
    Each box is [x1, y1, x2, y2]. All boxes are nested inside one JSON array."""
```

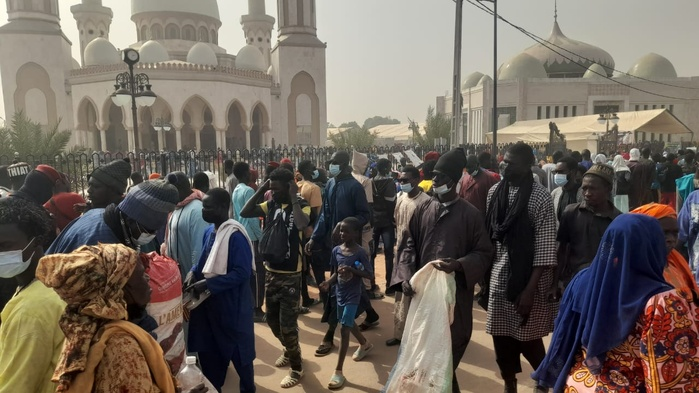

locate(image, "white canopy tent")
[[486, 109, 693, 150]]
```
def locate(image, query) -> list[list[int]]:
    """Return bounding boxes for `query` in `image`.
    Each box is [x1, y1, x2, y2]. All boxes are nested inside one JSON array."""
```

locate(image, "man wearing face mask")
[[385, 165, 430, 347], [551, 156, 583, 225], [392, 149, 493, 392], [458, 154, 499, 216], [484, 142, 557, 393], [47, 179, 179, 255], [296, 160, 324, 307], [0, 197, 66, 393]]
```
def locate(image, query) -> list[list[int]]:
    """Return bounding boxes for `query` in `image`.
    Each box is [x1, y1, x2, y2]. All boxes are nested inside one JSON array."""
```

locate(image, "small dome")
[[627, 53, 677, 79], [523, 21, 615, 78], [583, 63, 607, 79], [462, 72, 484, 90], [235, 45, 266, 72], [84, 37, 120, 66], [499, 53, 547, 81], [139, 40, 169, 64], [477, 74, 492, 86], [186, 42, 218, 66]]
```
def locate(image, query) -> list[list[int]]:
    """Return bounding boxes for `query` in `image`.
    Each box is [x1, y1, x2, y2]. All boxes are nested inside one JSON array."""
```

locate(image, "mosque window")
[[258, 37, 263, 42], [670, 105, 674, 113], [554, 106, 559, 118], [644, 105, 648, 110], [100, 31, 104, 37], [166, 24, 180, 39], [635, 105, 640, 111], [545, 106, 550, 119], [211, 30, 218, 44], [151, 24, 163, 40], [652, 105, 657, 109], [563, 106, 568, 117], [537, 106, 542, 120], [199, 27, 209, 42], [661, 104, 666, 109], [182, 25, 196, 41], [88, 29, 94, 35], [572, 106, 577, 116], [140, 26, 148, 41]]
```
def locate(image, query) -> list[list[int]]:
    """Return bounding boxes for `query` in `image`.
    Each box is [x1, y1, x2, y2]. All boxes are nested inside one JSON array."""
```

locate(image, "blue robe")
[[47, 208, 119, 254], [188, 225, 255, 364]]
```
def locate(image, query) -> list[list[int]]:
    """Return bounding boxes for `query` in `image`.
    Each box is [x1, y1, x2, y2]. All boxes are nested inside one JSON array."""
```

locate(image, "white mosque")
[[438, 17, 699, 147], [0, 0, 327, 153]]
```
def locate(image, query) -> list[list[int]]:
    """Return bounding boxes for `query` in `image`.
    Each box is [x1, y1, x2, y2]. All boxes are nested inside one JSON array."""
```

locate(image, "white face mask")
[[134, 233, 156, 246], [433, 184, 452, 195], [312, 170, 320, 180], [554, 173, 569, 187], [0, 238, 36, 279], [400, 183, 414, 193]]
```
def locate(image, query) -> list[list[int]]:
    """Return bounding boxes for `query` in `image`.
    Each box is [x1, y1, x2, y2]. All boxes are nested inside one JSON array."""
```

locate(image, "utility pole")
[[451, 0, 463, 148]]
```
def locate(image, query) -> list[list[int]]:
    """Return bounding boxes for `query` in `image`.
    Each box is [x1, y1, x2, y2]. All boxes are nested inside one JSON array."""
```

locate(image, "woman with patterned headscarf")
[[36, 243, 178, 393], [631, 203, 699, 299]]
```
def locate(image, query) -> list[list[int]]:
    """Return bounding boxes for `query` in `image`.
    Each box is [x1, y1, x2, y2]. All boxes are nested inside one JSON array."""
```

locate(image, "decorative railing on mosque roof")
[[69, 62, 272, 82]]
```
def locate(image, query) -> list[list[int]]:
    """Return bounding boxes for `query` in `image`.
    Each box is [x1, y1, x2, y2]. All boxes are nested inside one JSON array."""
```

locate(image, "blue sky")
[[1, 0, 697, 126]]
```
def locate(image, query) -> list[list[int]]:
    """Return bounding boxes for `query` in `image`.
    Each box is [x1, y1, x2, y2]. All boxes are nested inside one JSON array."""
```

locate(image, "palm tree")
[[328, 125, 377, 150], [0, 111, 71, 159], [415, 106, 450, 147]]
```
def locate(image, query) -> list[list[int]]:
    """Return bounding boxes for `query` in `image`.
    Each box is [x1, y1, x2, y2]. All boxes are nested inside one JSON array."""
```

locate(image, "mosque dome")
[[462, 72, 484, 90], [627, 53, 678, 79], [499, 53, 547, 81], [235, 45, 266, 72], [131, 0, 220, 21], [583, 63, 607, 79], [477, 74, 492, 86], [84, 37, 120, 66], [139, 40, 169, 63], [522, 21, 615, 78], [186, 42, 218, 66]]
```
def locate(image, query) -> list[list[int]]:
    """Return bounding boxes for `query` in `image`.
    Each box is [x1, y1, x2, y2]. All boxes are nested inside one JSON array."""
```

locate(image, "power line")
[[467, 0, 699, 101]]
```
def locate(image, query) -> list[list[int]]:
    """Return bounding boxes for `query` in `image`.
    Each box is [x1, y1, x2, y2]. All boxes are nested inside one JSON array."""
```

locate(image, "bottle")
[[354, 261, 364, 271], [177, 356, 204, 391]]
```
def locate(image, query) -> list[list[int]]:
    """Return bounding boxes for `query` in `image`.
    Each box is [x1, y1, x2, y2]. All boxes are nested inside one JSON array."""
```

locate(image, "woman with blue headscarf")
[[532, 214, 699, 392]]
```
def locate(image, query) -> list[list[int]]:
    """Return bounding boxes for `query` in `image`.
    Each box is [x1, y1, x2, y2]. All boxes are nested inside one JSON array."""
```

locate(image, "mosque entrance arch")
[[251, 103, 269, 149], [76, 98, 100, 150], [225, 101, 246, 150], [105, 103, 128, 153], [287, 72, 320, 146], [201, 108, 216, 151]]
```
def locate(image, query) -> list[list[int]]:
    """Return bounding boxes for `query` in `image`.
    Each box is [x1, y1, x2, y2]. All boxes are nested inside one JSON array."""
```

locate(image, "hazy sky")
[[1, 0, 698, 126]]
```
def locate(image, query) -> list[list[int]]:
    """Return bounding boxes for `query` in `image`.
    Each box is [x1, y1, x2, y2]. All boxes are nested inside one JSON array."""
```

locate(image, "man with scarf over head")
[[485, 142, 557, 393], [392, 148, 493, 393]]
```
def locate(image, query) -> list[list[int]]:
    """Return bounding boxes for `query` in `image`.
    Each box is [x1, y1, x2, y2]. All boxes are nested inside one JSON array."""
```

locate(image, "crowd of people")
[[4, 142, 699, 392]]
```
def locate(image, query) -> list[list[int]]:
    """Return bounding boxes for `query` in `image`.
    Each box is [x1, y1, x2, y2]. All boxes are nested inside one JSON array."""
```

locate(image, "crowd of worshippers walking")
[[4, 141, 699, 392]]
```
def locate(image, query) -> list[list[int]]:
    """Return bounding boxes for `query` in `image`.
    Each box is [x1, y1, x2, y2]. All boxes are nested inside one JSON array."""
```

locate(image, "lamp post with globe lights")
[[111, 48, 157, 152]]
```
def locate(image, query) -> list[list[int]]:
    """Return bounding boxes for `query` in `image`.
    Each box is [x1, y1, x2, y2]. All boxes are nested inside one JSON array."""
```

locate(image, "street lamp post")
[[111, 48, 157, 153], [477, 0, 498, 155]]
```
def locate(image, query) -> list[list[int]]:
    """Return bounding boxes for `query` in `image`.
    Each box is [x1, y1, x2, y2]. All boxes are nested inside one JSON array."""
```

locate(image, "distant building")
[[0, 0, 328, 152], [437, 19, 699, 145]]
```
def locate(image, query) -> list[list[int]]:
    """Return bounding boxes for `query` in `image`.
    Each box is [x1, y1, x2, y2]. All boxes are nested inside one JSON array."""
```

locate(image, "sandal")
[[359, 319, 379, 331], [280, 369, 304, 389], [314, 342, 335, 357], [275, 354, 290, 367], [352, 342, 374, 361], [297, 306, 311, 315], [328, 373, 346, 390]]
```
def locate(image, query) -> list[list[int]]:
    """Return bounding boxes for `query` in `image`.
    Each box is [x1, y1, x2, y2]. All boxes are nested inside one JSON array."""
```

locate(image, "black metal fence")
[[2, 141, 684, 193]]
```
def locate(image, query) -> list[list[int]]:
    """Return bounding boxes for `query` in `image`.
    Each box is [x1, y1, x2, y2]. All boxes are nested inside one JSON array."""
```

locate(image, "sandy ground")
[[221, 254, 550, 393]]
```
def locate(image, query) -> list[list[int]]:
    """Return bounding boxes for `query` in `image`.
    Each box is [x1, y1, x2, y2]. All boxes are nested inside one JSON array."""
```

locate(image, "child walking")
[[319, 217, 374, 389]]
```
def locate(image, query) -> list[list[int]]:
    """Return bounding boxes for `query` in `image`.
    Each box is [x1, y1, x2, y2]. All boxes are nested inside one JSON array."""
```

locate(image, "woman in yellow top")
[[0, 197, 64, 393], [37, 243, 181, 393]]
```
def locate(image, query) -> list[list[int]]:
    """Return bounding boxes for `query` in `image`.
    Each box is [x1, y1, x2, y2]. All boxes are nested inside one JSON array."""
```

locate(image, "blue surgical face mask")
[[400, 183, 413, 193], [433, 184, 452, 195], [329, 164, 341, 177], [554, 173, 568, 187], [312, 170, 320, 180]]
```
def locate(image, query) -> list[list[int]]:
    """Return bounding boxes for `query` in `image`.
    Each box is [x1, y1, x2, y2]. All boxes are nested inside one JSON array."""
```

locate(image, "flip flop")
[[352, 343, 374, 361], [314, 342, 334, 357], [280, 370, 304, 389], [328, 374, 346, 390]]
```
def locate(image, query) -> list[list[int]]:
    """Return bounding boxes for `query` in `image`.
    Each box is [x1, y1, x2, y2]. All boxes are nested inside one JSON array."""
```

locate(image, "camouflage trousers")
[[265, 271, 302, 371]]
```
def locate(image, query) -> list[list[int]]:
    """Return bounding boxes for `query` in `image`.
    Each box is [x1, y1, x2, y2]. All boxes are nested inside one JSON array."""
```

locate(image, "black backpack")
[[258, 202, 294, 268]]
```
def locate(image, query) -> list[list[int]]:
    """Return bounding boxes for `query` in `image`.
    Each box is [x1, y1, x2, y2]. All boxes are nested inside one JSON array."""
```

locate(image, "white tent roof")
[[370, 123, 425, 139], [486, 109, 693, 143]]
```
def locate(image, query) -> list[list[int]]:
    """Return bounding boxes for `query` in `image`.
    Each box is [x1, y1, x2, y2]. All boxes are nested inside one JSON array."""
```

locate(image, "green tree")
[[338, 121, 360, 129], [0, 111, 72, 159], [328, 126, 377, 150], [415, 106, 450, 147], [363, 115, 400, 129]]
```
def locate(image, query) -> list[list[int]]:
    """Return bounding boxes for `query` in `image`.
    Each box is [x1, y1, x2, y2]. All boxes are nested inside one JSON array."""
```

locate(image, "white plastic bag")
[[382, 261, 456, 393]]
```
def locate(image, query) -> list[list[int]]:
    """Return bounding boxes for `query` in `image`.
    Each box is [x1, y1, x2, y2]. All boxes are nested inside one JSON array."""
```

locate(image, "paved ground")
[[222, 255, 550, 392]]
